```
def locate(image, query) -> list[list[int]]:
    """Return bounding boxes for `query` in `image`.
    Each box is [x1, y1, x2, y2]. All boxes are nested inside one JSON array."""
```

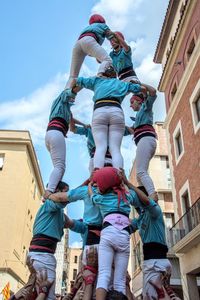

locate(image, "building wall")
[[55, 231, 69, 295], [154, 1, 200, 299], [0, 130, 44, 294], [66, 248, 82, 293]]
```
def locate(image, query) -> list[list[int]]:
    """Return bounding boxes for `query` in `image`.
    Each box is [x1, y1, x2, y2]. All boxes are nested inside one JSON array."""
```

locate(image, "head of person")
[[56, 181, 69, 193], [110, 31, 125, 51], [101, 65, 117, 78], [89, 14, 106, 25], [130, 93, 144, 111], [92, 167, 123, 193]]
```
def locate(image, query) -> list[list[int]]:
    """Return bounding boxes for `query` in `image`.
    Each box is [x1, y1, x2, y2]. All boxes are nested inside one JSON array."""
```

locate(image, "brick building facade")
[[154, 0, 200, 299]]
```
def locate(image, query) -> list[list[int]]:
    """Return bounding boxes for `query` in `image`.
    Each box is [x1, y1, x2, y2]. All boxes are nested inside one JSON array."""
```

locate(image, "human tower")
[[10, 14, 181, 300]]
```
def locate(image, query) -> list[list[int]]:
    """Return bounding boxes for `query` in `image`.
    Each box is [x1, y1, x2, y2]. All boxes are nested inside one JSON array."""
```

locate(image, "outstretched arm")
[[48, 192, 68, 203], [140, 83, 156, 96], [115, 32, 129, 52], [120, 172, 149, 205]]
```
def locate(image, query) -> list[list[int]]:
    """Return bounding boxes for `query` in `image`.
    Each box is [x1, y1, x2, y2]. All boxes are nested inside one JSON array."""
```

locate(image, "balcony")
[[168, 198, 200, 253]]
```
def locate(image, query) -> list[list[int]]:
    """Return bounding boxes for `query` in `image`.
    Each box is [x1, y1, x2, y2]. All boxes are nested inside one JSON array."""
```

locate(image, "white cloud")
[[92, 0, 143, 30]]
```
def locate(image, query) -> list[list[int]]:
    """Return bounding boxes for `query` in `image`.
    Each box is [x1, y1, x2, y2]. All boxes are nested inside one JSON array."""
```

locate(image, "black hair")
[[103, 66, 117, 78], [46, 181, 69, 192], [56, 181, 69, 191]]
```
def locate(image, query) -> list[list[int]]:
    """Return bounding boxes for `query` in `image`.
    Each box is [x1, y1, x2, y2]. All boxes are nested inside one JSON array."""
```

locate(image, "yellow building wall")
[[0, 131, 43, 293]]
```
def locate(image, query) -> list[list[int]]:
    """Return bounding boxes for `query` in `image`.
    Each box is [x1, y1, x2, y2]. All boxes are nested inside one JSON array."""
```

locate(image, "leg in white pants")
[[66, 36, 112, 87], [80, 36, 112, 74], [92, 106, 125, 169], [97, 226, 130, 295], [45, 130, 66, 192], [135, 136, 157, 195], [108, 108, 125, 169], [28, 252, 56, 300]]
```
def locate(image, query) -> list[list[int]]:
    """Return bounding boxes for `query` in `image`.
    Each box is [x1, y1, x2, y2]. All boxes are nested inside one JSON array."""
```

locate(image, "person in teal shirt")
[[44, 87, 80, 199], [87, 167, 142, 300], [27, 181, 69, 300], [66, 14, 114, 88], [49, 183, 103, 266], [73, 68, 145, 170], [124, 183, 177, 300], [130, 83, 158, 201], [110, 31, 139, 83]]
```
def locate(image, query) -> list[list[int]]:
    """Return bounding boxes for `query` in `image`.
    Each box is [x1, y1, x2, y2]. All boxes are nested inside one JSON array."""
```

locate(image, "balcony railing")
[[168, 197, 200, 247]]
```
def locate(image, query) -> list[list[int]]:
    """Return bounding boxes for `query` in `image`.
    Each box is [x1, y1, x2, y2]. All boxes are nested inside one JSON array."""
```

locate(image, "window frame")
[[190, 79, 200, 134], [173, 120, 185, 165]]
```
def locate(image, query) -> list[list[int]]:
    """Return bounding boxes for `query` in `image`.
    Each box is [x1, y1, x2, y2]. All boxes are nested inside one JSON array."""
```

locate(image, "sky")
[[0, 0, 169, 246]]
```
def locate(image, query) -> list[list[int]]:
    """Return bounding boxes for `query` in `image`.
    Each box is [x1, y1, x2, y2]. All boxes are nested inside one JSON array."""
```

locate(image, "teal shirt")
[[110, 47, 133, 74], [134, 95, 157, 128], [80, 23, 110, 45], [67, 186, 103, 226], [71, 220, 88, 248], [131, 199, 167, 245], [33, 200, 67, 241], [75, 126, 95, 158], [49, 89, 76, 123], [76, 77, 141, 103], [91, 189, 140, 218]]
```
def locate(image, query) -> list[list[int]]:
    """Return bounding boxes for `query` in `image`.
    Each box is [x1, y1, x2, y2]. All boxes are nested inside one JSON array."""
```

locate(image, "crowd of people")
[[10, 14, 181, 300]]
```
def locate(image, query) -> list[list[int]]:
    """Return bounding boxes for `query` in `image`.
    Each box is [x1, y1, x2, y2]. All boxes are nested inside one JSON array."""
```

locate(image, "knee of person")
[[55, 162, 66, 172], [136, 169, 146, 178]]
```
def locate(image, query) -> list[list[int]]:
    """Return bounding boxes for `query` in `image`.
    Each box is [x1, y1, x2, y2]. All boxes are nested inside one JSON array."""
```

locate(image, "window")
[[175, 132, 183, 156], [74, 256, 78, 264], [195, 96, 200, 122], [190, 79, 200, 133], [187, 38, 195, 61], [73, 269, 77, 280], [0, 154, 5, 170], [165, 213, 175, 228], [181, 190, 192, 232], [179, 181, 192, 235], [173, 121, 184, 164]]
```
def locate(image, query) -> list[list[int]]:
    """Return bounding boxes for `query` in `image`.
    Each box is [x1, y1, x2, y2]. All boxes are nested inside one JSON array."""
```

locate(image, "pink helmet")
[[115, 31, 125, 40], [89, 14, 106, 25]]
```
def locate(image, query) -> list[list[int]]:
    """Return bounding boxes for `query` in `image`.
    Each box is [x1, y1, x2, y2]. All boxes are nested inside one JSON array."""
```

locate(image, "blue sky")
[[0, 0, 169, 246]]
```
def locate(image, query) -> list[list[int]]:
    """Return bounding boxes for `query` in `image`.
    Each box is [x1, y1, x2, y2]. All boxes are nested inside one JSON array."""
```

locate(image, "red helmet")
[[115, 31, 125, 40], [89, 14, 106, 25]]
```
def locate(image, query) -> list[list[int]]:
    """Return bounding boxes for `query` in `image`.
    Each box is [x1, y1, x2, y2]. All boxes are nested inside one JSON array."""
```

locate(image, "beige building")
[[66, 247, 82, 293], [154, 0, 200, 299], [129, 123, 183, 299], [0, 130, 44, 295], [55, 231, 69, 296]]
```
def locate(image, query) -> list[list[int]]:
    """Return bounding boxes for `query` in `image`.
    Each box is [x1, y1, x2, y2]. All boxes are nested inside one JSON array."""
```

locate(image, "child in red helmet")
[[66, 14, 114, 88], [110, 31, 139, 83]]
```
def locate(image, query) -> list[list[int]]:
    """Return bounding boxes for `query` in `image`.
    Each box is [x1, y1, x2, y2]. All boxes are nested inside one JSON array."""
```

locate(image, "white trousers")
[[28, 252, 57, 300], [143, 258, 172, 300], [135, 136, 157, 195], [97, 226, 130, 295], [66, 36, 112, 87], [45, 130, 66, 192], [92, 106, 125, 169]]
